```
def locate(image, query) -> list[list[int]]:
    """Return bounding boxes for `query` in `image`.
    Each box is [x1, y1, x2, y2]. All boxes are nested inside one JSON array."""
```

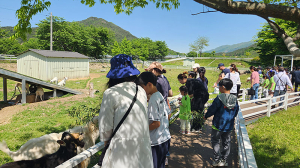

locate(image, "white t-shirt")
[[99, 82, 153, 168], [148, 91, 171, 146], [224, 72, 240, 94]]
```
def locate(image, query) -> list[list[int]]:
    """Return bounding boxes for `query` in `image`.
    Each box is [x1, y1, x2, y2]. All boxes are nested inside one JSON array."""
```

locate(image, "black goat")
[[0, 132, 84, 168]]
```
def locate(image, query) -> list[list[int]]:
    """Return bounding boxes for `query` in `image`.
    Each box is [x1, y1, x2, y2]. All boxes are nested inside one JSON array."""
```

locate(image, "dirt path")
[[169, 117, 239, 168], [0, 91, 89, 125]]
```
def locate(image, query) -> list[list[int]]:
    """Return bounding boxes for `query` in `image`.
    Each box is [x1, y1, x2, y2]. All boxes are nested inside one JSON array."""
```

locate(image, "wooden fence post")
[[284, 93, 289, 110], [242, 89, 246, 102], [267, 98, 272, 117], [21, 79, 26, 104], [89, 82, 95, 98], [3, 77, 7, 102]]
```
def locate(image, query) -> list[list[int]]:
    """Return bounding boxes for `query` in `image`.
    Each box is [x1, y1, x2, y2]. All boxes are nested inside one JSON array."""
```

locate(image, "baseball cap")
[[192, 63, 200, 69], [106, 54, 140, 79], [217, 63, 224, 69], [145, 62, 164, 71]]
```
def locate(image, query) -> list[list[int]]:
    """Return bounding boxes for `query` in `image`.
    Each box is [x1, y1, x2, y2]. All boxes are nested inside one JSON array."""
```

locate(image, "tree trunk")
[[193, 0, 300, 57]]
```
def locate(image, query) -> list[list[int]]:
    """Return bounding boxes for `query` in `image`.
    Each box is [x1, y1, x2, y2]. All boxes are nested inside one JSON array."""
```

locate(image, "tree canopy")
[[189, 36, 209, 57]]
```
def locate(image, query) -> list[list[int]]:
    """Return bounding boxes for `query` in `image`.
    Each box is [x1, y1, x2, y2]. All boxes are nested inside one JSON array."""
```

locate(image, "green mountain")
[[222, 44, 258, 57], [1, 17, 138, 43], [206, 41, 255, 53], [78, 17, 137, 42]]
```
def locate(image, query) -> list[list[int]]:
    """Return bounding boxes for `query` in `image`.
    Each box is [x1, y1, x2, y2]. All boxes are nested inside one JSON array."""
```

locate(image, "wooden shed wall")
[[46, 57, 89, 80], [17, 51, 46, 79]]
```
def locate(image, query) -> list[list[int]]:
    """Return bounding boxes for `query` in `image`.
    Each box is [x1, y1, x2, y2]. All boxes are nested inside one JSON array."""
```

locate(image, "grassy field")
[[162, 59, 260, 69], [0, 63, 253, 166], [247, 106, 300, 168]]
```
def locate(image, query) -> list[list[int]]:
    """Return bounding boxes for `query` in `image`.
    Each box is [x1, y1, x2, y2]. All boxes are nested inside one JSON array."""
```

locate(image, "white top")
[[274, 72, 293, 91], [224, 72, 240, 94], [98, 82, 153, 168], [148, 91, 171, 146], [236, 72, 241, 85]]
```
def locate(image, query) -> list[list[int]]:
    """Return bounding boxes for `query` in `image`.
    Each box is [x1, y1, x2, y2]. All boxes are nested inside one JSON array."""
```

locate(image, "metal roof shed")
[[274, 55, 300, 71], [17, 49, 89, 80]]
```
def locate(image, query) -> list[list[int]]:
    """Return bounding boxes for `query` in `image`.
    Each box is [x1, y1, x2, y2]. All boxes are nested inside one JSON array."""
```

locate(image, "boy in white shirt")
[[137, 72, 171, 168]]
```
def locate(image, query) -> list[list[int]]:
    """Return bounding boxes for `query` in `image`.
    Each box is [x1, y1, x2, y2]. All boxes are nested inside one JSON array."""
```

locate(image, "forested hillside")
[[206, 41, 255, 53], [78, 17, 137, 42]]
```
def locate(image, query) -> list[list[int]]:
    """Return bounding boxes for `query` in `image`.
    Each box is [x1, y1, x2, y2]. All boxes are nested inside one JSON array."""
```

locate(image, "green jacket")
[[179, 95, 192, 120]]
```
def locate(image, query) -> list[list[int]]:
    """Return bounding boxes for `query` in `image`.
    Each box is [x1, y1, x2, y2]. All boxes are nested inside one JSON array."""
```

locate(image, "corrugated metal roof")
[[18, 49, 89, 59]]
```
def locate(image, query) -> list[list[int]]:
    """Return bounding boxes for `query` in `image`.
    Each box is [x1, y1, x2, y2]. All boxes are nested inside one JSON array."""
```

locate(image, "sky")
[[0, 0, 266, 53]]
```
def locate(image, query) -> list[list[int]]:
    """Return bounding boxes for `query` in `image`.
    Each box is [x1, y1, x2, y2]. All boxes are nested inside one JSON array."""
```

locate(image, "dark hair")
[[137, 72, 157, 86], [230, 64, 238, 72], [153, 68, 167, 74], [278, 66, 284, 72], [106, 76, 138, 88], [177, 72, 188, 80], [179, 86, 188, 100], [197, 67, 206, 82], [250, 66, 257, 71], [269, 71, 275, 77], [219, 78, 233, 90], [188, 71, 196, 78], [263, 75, 267, 79]]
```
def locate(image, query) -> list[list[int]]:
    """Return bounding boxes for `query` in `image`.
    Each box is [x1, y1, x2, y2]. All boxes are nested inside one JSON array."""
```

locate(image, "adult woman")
[[197, 67, 208, 91], [98, 54, 153, 168], [177, 72, 209, 132], [146, 62, 173, 108], [224, 64, 240, 97], [250, 66, 260, 100]]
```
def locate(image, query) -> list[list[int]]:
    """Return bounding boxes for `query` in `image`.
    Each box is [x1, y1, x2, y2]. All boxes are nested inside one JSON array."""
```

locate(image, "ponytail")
[[178, 72, 188, 80], [198, 67, 206, 82]]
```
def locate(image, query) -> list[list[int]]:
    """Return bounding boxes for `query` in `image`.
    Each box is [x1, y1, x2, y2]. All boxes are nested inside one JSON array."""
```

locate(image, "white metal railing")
[[56, 90, 299, 168], [235, 110, 257, 168]]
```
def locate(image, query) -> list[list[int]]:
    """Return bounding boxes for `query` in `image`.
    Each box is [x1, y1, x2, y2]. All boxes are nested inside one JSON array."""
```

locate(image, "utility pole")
[[50, 12, 53, 51]]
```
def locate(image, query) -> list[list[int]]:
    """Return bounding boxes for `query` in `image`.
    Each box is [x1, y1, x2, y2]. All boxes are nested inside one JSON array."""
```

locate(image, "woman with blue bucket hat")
[[98, 54, 153, 168]]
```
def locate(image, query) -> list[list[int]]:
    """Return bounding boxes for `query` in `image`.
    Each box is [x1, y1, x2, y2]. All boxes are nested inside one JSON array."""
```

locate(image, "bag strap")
[[109, 84, 138, 140]]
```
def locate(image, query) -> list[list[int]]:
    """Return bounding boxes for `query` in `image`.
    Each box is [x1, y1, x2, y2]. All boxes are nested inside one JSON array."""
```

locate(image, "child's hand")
[[178, 97, 182, 101]]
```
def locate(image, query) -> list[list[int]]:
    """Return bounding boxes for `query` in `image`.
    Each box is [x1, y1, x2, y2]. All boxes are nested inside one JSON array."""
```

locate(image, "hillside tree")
[[187, 51, 197, 57], [189, 36, 209, 57]]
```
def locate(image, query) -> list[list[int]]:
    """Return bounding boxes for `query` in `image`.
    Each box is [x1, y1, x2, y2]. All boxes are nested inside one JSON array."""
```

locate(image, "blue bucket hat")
[[106, 54, 140, 79]]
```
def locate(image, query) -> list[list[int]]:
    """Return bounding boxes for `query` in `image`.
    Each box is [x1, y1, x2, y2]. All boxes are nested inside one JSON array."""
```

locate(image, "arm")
[[214, 73, 224, 87], [251, 79, 254, 87], [149, 121, 160, 130], [204, 97, 220, 119], [286, 75, 294, 91], [99, 90, 114, 142], [168, 89, 173, 97]]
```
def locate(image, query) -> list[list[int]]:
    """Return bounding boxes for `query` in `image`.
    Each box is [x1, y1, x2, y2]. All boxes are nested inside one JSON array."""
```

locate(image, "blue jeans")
[[272, 90, 286, 106], [251, 83, 259, 100]]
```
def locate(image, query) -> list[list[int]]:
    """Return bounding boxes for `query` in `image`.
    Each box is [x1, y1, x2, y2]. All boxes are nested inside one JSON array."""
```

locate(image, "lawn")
[[247, 106, 300, 168], [162, 59, 260, 69]]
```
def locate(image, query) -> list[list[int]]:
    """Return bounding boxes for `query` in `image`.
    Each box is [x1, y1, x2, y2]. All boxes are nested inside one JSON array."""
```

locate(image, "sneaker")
[[212, 160, 220, 167], [218, 159, 228, 166], [186, 131, 191, 135], [181, 131, 185, 134], [191, 129, 196, 132], [165, 157, 168, 166]]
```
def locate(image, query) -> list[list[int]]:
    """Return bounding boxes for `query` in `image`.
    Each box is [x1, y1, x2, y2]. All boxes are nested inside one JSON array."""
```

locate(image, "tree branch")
[[193, 0, 300, 24]]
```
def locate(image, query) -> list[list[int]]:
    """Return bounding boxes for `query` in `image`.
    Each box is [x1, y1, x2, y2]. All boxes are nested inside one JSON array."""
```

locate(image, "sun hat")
[[217, 63, 224, 69], [145, 62, 164, 71], [106, 54, 140, 79], [192, 63, 200, 69]]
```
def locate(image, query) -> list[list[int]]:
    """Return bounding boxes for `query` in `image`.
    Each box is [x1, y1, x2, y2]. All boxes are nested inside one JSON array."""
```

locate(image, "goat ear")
[[57, 140, 66, 146]]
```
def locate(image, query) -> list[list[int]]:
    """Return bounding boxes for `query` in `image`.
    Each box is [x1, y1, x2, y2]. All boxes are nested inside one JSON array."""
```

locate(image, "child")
[[178, 86, 191, 135], [204, 78, 239, 167], [268, 71, 276, 108], [137, 72, 171, 168], [262, 75, 269, 97]]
